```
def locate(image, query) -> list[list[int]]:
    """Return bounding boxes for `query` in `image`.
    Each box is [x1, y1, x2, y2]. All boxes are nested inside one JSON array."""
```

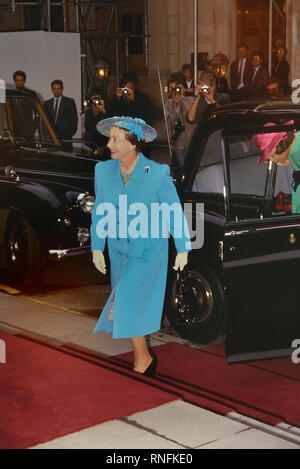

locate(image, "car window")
[[226, 134, 267, 196], [225, 133, 268, 221], [192, 130, 225, 193], [8, 97, 57, 144]]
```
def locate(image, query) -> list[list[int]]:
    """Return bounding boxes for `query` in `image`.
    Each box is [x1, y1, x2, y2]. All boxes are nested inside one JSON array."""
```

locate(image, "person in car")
[[90, 116, 191, 377], [255, 121, 300, 212]]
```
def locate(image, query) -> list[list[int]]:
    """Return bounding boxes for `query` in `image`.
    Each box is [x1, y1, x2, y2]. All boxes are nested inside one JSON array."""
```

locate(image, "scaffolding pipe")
[[47, 0, 51, 31], [144, 0, 149, 71], [268, 0, 273, 74], [194, 0, 198, 85], [115, 4, 120, 86], [75, 0, 80, 32]]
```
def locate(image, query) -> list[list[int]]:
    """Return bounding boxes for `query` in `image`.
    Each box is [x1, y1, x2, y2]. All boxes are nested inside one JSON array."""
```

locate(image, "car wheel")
[[164, 260, 225, 344], [5, 214, 46, 288]]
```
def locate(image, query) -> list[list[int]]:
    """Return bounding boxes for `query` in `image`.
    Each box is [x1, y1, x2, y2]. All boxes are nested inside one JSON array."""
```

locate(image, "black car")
[[0, 87, 97, 287], [164, 99, 300, 363]]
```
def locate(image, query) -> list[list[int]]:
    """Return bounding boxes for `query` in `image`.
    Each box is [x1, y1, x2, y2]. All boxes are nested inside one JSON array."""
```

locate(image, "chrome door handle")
[[289, 233, 296, 245]]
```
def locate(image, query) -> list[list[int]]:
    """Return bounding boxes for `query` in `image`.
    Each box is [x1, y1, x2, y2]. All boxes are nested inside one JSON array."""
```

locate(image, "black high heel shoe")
[[142, 358, 157, 378]]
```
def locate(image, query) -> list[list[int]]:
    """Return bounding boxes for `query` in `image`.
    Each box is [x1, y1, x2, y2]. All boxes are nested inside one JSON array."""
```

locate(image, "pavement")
[[0, 276, 300, 450]]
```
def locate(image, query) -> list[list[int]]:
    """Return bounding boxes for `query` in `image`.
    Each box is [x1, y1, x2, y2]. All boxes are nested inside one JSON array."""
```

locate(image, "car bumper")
[[47, 245, 91, 261]]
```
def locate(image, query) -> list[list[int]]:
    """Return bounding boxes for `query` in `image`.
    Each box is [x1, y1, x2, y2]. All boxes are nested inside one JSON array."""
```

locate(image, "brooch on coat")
[[144, 165, 150, 174]]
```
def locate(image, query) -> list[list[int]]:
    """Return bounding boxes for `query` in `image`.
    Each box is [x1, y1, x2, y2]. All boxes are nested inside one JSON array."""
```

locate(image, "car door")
[[222, 126, 300, 363]]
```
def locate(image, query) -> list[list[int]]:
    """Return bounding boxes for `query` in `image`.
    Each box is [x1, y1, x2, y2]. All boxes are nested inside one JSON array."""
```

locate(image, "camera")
[[121, 87, 131, 97], [175, 86, 181, 95], [83, 97, 102, 108], [200, 85, 210, 94], [172, 118, 185, 141]]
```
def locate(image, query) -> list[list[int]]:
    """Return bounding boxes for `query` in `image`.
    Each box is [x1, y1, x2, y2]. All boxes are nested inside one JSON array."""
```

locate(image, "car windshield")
[[7, 97, 59, 145]]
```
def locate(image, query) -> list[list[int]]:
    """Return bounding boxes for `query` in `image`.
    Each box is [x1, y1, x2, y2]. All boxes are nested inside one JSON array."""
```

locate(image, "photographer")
[[83, 89, 111, 160], [187, 71, 231, 126], [165, 74, 195, 168], [110, 72, 150, 121]]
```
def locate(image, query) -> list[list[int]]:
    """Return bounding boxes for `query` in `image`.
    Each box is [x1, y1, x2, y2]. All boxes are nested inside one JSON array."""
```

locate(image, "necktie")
[[53, 99, 58, 123]]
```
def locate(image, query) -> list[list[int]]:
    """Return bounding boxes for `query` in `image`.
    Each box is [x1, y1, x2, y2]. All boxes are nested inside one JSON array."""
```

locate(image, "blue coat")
[[90, 153, 191, 338]]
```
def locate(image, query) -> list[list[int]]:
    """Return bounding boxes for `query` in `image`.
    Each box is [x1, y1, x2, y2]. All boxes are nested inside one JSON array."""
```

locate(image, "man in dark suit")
[[249, 51, 270, 99], [45, 80, 78, 151], [12, 70, 39, 139], [13, 70, 38, 99], [230, 45, 253, 102]]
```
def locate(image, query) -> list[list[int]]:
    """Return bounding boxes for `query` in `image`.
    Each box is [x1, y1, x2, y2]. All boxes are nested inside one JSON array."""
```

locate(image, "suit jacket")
[[45, 95, 78, 140], [249, 66, 270, 99], [230, 58, 253, 95], [272, 59, 290, 95]]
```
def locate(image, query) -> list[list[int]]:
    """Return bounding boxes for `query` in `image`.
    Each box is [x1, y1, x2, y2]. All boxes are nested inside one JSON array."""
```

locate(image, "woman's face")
[[107, 126, 136, 160]]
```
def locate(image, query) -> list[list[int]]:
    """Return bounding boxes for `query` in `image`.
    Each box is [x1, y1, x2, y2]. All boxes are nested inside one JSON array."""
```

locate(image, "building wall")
[[0, 31, 82, 136], [148, 0, 237, 77]]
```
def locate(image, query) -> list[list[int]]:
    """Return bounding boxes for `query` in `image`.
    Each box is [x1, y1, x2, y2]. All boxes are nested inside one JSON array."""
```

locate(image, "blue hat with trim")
[[96, 116, 157, 142]]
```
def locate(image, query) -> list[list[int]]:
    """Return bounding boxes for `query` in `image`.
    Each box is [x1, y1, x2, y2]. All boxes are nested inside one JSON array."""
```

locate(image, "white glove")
[[173, 252, 188, 271], [92, 250, 106, 274]]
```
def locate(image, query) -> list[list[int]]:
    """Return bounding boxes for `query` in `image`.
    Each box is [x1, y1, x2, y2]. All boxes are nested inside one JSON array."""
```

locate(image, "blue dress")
[[90, 153, 191, 338]]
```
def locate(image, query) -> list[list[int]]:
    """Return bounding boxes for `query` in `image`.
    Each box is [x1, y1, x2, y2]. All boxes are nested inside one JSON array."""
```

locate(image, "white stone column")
[[286, 0, 300, 82]]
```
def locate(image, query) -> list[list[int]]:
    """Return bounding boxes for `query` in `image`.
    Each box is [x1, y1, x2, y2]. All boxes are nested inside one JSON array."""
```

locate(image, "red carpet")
[[115, 342, 300, 428], [0, 332, 178, 449]]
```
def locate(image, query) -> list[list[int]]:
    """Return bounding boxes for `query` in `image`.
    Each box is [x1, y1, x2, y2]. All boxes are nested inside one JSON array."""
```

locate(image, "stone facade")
[[148, 0, 237, 77], [286, 0, 300, 82]]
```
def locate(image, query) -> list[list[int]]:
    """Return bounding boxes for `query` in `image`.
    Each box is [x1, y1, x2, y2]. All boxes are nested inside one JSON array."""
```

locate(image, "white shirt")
[[252, 66, 260, 83], [238, 58, 247, 89]]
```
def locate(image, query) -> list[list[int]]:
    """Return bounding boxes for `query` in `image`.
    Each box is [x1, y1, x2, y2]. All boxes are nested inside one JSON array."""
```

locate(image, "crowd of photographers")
[[12, 38, 291, 166], [164, 40, 291, 168]]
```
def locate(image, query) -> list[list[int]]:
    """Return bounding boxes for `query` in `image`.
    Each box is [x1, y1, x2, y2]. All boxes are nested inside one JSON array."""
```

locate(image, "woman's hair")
[[126, 132, 146, 152], [116, 127, 145, 152], [275, 131, 294, 154]]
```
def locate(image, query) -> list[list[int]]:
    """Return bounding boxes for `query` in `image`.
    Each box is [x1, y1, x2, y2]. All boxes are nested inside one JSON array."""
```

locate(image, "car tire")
[[5, 214, 46, 288], [164, 259, 225, 344]]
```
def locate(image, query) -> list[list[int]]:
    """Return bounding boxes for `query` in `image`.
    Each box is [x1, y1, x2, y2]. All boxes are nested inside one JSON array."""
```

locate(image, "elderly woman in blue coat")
[[90, 116, 191, 377]]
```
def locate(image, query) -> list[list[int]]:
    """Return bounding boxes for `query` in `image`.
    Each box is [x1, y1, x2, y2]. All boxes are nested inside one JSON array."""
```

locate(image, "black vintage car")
[[0, 87, 96, 287], [164, 99, 300, 363]]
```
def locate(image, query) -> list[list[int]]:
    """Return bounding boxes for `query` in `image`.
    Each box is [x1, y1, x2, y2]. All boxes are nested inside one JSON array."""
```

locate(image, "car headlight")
[[77, 193, 95, 214], [77, 227, 90, 245]]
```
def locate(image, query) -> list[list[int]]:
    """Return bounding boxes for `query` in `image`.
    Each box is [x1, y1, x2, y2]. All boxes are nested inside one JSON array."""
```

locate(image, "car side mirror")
[[2, 129, 16, 145]]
